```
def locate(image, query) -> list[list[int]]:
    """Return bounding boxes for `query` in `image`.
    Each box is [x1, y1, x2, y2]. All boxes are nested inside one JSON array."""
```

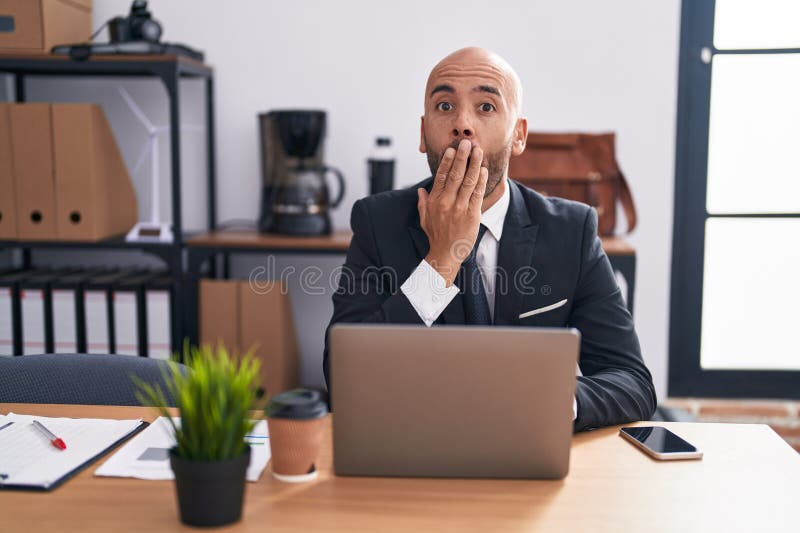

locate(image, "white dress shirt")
[[400, 178, 578, 421]]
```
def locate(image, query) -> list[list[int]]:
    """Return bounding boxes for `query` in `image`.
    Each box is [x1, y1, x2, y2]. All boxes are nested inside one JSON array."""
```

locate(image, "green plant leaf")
[[132, 340, 263, 461]]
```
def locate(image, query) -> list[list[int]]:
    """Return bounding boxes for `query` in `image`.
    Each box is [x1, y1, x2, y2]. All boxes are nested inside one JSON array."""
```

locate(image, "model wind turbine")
[[119, 86, 203, 243]]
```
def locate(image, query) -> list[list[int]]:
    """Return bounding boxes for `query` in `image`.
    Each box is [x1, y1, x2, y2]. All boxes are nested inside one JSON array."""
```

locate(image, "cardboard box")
[[0, 0, 92, 53], [10, 103, 56, 240], [52, 104, 137, 241], [239, 280, 300, 399], [199, 279, 240, 355], [0, 103, 17, 239], [199, 278, 301, 399]]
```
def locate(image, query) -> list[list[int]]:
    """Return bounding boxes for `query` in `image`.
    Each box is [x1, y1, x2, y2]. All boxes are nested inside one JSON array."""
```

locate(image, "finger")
[[442, 139, 472, 200], [417, 188, 428, 227], [456, 145, 484, 208], [468, 166, 489, 211], [431, 147, 456, 197]]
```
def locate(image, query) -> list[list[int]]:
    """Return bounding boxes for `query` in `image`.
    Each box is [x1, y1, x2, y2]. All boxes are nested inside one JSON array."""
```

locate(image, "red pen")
[[32, 420, 67, 450]]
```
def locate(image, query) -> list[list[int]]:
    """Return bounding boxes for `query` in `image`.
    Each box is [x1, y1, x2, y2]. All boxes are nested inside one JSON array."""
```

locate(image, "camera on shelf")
[[108, 0, 163, 43]]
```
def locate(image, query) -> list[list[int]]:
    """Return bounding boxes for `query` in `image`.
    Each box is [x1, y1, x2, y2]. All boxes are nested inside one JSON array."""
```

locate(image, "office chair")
[[0, 353, 186, 406]]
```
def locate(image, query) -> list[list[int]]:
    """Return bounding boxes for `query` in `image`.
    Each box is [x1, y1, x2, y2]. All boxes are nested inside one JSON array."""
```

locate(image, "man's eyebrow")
[[429, 84, 455, 97], [473, 85, 501, 97]]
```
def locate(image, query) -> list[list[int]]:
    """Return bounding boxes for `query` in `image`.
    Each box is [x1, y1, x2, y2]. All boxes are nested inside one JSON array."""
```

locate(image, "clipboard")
[[0, 413, 149, 491]]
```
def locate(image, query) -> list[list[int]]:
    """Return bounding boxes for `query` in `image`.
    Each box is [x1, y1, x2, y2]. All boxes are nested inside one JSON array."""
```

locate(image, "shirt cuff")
[[401, 259, 460, 327], [573, 396, 577, 421]]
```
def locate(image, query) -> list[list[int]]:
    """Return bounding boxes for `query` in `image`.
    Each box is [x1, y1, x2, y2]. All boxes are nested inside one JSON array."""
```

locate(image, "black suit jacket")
[[323, 178, 657, 432]]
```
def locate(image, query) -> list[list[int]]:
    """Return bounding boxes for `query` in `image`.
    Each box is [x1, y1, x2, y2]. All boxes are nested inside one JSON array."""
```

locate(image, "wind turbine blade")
[[118, 86, 156, 132], [151, 124, 204, 134], [132, 138, 152, 175]]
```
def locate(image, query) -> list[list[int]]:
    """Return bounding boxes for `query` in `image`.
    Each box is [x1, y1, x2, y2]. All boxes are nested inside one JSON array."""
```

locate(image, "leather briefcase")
[[508, 132, 637, 235]]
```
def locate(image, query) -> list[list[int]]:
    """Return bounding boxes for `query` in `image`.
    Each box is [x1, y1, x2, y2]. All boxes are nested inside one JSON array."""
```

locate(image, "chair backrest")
[[0, 354, 186, 406]]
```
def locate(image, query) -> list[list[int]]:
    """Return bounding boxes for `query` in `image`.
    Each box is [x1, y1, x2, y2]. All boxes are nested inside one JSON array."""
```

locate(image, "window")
[[670, 0, 800, 398]]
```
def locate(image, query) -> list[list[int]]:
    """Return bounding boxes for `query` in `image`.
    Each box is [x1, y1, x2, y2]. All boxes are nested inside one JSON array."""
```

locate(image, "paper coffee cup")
[[265, 389, 328, 482]]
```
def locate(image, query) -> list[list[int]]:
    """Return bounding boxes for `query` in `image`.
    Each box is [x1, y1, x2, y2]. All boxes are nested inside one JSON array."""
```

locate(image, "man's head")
[[420, 47, 528, 198]]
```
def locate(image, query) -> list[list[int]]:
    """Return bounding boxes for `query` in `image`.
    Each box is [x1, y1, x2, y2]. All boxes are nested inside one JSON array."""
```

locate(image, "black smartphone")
[[619, 426, 703, 460]]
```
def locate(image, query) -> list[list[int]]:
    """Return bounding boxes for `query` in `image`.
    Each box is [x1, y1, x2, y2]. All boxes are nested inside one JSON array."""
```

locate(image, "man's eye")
[[436, 102, 453, 111], [480, 103, 496, 112]]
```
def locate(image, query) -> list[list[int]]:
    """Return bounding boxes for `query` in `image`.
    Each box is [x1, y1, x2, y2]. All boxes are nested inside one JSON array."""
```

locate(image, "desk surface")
[[2, 403, 797, 533], [187, 230, 635, 256]]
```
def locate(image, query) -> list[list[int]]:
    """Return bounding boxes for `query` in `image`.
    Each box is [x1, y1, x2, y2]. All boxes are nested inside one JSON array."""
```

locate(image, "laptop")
[[329, 324, 580, 479]]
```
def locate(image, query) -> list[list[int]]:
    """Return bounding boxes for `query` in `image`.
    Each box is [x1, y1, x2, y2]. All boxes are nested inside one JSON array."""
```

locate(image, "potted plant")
[[134, 342, 262, 527]]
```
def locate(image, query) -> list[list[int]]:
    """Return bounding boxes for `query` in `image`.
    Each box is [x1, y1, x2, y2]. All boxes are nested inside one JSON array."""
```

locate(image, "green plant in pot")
[[134, 342, 262, 528]]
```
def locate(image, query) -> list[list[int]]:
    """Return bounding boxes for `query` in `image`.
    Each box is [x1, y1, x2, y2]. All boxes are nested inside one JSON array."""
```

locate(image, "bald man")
[[324, 48, 656, 432]]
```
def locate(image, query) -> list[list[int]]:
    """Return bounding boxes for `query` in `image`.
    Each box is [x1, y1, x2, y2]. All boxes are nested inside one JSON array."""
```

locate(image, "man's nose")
[[452, 110, 474, 138]]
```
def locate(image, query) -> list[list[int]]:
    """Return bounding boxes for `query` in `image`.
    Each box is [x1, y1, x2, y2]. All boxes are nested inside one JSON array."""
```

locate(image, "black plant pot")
[[169, 446, 251, 527]]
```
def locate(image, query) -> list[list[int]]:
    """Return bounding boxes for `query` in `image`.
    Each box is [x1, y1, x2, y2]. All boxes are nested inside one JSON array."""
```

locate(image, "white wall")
[[3, 0, 681, 397]]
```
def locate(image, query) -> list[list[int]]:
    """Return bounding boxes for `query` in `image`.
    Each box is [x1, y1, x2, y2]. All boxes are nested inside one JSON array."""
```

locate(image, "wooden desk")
[[2, 404, 797, 532]]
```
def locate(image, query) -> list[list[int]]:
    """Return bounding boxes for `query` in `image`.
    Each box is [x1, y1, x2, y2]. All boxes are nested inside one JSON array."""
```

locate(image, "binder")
[[199, 279, 240, 354], [0, 103, 18, 239], [144, 276, 174, 360], [83, 270, 139, 355], [0, 274, 15, 355], [50, 271, 95, 354], [0, 0, 92, 53], [239, 280, 300, 399], [18, 269, 79, 355], [18, 270, 59, 355], [51, 104, 138, 241], [10, 104, 57, 240], [112, 272, 160, 357], [198, 278, 301, 396], [0, 269, 27, 356]]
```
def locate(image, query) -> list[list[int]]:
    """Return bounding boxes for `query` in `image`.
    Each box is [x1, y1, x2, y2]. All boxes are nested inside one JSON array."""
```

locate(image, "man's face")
[[420, 57, 524, 198]]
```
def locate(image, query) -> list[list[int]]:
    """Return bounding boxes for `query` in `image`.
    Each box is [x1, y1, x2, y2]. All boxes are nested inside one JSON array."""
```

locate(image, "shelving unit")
[[0, 53, 217, 354], [0, 53, 639, 357]]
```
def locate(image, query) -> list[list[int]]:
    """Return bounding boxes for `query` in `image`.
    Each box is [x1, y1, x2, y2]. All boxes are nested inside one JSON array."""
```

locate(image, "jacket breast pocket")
[[517, 298, 570, 327]]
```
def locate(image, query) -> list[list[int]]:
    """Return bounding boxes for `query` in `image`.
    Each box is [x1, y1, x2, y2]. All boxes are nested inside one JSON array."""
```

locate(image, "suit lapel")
[[493, 181, 539, 326], [408, 179, 432, 260]]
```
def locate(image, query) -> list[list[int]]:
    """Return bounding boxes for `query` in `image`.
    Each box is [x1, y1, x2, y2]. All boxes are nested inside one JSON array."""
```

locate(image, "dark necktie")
[[463, 224, 491, 325]]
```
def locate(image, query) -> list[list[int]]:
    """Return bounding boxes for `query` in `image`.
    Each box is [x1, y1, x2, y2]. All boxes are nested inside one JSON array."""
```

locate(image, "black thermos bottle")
[[368, 137, 395, 195]]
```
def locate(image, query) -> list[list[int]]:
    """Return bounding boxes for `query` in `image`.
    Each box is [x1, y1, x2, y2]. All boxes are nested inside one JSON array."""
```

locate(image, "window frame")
[[669, 0, 800, 399]]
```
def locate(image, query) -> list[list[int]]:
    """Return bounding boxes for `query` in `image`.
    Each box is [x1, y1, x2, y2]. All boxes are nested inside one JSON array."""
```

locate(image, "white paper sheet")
[[0, 413, 144, 489], [95, 417, 271, 482]]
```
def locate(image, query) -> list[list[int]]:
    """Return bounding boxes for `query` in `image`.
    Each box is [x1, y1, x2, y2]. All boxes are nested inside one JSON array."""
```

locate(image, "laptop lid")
[[330, 324, 580, 479]]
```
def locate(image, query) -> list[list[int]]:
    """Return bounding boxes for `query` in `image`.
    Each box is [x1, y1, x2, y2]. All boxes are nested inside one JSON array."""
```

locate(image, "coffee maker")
[[258, 110, 345, 235]]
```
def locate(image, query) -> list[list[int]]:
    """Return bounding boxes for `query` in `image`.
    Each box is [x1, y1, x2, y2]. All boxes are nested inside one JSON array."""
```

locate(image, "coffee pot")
[[258, 110, 346, 236], [270, 163, 345, 235]]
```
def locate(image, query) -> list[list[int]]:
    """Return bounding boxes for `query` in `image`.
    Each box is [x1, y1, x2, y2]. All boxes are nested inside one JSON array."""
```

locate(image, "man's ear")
[[419, 116, 427, 153], [510, 117, 528, 157]]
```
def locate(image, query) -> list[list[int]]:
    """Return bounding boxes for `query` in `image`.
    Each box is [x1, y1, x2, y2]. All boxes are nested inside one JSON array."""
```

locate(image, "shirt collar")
[[480, 178, 510, 241]]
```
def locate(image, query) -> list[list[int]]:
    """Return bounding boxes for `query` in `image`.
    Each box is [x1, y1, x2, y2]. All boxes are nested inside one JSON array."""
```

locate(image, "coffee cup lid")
[[265, 389, 327, 420]]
